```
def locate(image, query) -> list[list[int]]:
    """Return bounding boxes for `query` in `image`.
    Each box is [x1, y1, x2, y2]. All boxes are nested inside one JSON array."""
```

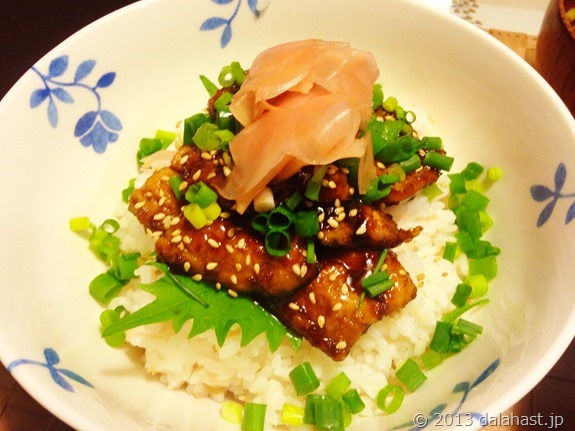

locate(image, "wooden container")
[[536, 0, 575, 117]]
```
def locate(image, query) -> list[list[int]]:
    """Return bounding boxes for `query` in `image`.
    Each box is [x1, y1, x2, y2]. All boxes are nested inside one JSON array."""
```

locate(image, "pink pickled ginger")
[[219, 39, 379, 213]]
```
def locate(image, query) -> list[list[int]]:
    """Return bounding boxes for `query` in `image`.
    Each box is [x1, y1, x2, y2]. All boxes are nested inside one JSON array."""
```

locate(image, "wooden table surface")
[[1, 1, 574, 430]]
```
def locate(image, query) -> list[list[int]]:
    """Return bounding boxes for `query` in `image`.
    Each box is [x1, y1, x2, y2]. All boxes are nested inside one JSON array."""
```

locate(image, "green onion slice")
[[281, 403, 304, 427], [89, 272, 123, 304], [325, 372, 352, 400], [341, 389, 365, 414], [242, 402, 266, 431], [376, 384, 404, 413], [395, 358, 427, 392], [289, 362, 320, 396]]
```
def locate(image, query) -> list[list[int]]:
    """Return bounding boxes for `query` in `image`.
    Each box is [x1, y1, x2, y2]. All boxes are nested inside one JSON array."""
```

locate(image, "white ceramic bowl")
[[1, 0, 575, 430]]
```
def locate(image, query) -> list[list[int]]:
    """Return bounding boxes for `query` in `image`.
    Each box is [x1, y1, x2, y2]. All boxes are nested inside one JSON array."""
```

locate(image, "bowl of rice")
[[1, 0, 575, 430]]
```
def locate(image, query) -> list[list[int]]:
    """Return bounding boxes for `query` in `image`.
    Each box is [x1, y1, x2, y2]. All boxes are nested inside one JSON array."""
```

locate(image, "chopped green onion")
[[442, 298, 489, 323], [451, 283, 472, 307], [461, 162, 484, 180], [395, 358, 427, 392], [363, 174, 399, 203], [314, 396, 344, 431], [341, 389, 365, 414], [382, 96, 398, 112], [429, 320, 453, 353], [372, 83, 384, 109], [251, 213, 269, 233], [468, 256, 498, 281], [218, 61, 245, 87], [100, 307, 127, 347], [281, 403, 305, 426], [169, 175, 184, 200], [183, 113, 210, 145], [306, 238, 317, 264], [423, 151, 454, 171], [376, 384, 404, 413], [199, 74, 219, 97], [419, 350, 444, 370], [69, 216, 94, 233], [304, 394, 321, 425], [268, 206, 294, 230], [460, 189, 490, 212], [286, 191, 304, 210], [242, 402, 266, 431], [487, 166, 503, 182], [265, 230, 291, 256], [203, 201, 222, 221], [122, 178, 136, 203], [289, 362, 320, 396], [421, 136, 443, 150], [456, 210, 483, 240], [442, 241, 458, 262], [185, 182, 218, 207], [294, 210, 320, 237], [386, 163, 406, 181], [399, 153, 422, 173], [89, 272, 123, 304], [192, 122, 229, 151], [221, 400, 243, 424], [136, 137, 162, 163], [464, 273, 489, 298], [325, 372, 351, 400], [305, 165, 329, 201], [183, 203, 207, 229], [448, 173, 467, 195], [452, 318, 483, 337], [214, 91, 233, 111], [111, 252, 140, 281], [361, 270, 394, 297]]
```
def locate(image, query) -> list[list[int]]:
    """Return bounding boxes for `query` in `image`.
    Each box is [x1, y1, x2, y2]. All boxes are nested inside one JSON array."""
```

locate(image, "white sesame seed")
[[254, 263, 261, 274], [349, 208, 358, 217], [245, 255, 252, 266], [161, 175, 170, 182], [227, 228, 236, 238], [192, 170, 202, 181], [300, 264, 308, 278], [318, 212, 325, 223], [201, 152, 212, 160], [332, 303, 343, 311], [329, 274, 337, 282], [321, 179, 329, 187], [180, 154, 189, 165], [317, 315, 325, 328], [230, 274, 238, 285], [355, 224, 367, 235], [327, 218, 339, 228], [349, 187, 355, 195], [183, 262, 191, 272], [237, 238, 246, 249], [327, 166, 338, 175], [328, 180, 337, 189], [220, 211, 231, 219], [288, 302, 300, 311], [207, 172, 216, 180], [235, 263, 242, 271], [206, 262, 218, 270], [153, 212, 166, 221], [179, 181, 189, 191], [309, 292, 316, 304], [171, 216, 181, 226], [336, 212, 346, 222], [171, 235, 182, 244], [192, 274, 203, 281], [226, 244, 234, 254], [215, 282, 222, 290], [335, 341, 347, 350], [223, 166, 232, 177], [317, 231, 325, 239], [172, 229, 182, 236], [340, 167, 350, 174], [228, 289, 238, 298], [334, 198, 341, 208], [341, 283, 349, 295], [183, 235, 192, 244], [134, 201, 145, 209], [292, 264, 301, 276], [207, 238, 220, 248]]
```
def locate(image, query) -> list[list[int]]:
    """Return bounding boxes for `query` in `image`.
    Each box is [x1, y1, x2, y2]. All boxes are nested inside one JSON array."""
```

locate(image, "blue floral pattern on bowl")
[[30, 55, 122, 153], [531, 163, 575, 226], [8, 348, 93, 393], [200, 0, 268, 48]]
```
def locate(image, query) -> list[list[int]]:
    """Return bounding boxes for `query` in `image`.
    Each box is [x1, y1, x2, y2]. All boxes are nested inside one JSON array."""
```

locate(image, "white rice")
[[108, 172, 463, 428]]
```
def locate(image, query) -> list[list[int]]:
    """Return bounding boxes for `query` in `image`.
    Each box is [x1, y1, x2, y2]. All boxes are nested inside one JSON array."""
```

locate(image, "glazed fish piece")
[[129, 166, 317, 296], [271, 249, 417, 361]]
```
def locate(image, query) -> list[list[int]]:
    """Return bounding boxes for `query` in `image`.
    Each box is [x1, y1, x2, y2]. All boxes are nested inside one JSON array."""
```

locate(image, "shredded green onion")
[[395, 358, 427, 392], [289, 362, 320, 396], [100, 306, 127, 347], [376, 384, 404, 413]]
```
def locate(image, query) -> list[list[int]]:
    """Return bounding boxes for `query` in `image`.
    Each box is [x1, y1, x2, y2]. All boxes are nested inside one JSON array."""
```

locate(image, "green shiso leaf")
[[102, 265, 301, 352]]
